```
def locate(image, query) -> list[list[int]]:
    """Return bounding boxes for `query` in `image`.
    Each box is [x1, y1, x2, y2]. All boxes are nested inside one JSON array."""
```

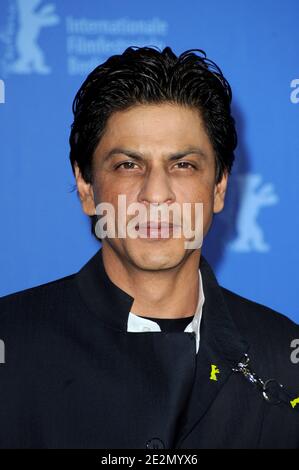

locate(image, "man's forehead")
[[94, 104, 213, 158]]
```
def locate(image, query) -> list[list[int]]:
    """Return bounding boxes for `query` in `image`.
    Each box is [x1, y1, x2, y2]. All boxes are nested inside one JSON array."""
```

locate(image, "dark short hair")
[[69, 46, 237, 234]]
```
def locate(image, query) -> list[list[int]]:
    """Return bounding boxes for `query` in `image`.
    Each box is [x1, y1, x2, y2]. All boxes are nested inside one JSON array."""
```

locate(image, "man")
[[0, 46, 299, 449]]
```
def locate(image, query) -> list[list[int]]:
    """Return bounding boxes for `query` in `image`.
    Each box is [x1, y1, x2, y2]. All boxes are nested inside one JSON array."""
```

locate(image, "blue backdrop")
[[0, 0, 298, 323]]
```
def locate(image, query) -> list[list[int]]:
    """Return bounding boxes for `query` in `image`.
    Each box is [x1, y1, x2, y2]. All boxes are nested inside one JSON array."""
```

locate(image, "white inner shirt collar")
[[127, 269, 205, 354]]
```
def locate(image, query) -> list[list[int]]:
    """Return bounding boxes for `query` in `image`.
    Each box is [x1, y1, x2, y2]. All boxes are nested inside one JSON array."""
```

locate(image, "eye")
[[174, 161, 196, 170], [115, 161, 139, 170]]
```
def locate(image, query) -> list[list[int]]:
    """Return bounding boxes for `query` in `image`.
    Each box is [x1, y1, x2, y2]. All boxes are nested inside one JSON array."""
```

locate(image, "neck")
[[101, 243, 201, 319]]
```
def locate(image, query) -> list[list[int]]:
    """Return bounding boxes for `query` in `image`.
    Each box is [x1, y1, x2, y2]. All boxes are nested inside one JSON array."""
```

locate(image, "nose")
[[137, 165, 176, 206]]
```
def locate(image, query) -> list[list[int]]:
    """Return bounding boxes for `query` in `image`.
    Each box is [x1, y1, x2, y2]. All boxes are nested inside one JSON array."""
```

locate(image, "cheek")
[[93, 175, 139, 210], [92, 172, 118, 204], [179, 183, 214, 229], [175, 177, 214, 205]]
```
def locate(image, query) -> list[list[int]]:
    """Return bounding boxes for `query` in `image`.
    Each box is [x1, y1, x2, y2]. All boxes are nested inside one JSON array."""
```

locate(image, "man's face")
[[75, 103, 228, 271]]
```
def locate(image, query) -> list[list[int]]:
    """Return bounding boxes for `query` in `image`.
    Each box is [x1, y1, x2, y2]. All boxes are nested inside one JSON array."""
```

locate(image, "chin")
[[123, 237, 187, 271]]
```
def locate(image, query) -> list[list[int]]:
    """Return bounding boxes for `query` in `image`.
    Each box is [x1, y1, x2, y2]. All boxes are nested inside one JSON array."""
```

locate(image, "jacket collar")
[[76, 247, 248, 362], [198, 253, 249, 365], [75, 247, 134, 332]]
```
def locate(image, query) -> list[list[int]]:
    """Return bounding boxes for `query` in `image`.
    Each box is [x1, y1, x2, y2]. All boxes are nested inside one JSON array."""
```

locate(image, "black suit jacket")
[[0, 248, 299, 449]]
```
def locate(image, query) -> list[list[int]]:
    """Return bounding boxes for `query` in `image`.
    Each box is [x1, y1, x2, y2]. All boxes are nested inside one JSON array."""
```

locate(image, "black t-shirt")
[[137, 314, 194, 333]]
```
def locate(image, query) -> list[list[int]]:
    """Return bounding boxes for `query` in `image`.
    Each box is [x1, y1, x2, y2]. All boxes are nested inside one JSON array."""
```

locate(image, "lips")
[[137, 221, 175, 230], [136, 221, 181, 239]]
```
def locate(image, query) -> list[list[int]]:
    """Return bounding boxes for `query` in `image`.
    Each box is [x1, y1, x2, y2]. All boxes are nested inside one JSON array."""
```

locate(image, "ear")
[[74, 162, 96, 216], [213, 170, 229, 214]]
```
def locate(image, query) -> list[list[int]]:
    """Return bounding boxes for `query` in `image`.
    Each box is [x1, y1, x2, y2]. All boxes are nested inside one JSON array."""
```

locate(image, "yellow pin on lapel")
[[210, 364, 220, 381], [290, 397, 299, 409]]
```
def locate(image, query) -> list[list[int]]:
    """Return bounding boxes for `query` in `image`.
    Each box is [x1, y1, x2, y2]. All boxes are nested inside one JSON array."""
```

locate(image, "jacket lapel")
[[175, 256, 249, 447]]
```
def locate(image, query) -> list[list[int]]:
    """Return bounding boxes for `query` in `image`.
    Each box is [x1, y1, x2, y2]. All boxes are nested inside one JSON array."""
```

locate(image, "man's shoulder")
[[221, 285, 299, 335], [0, 273, 78, 322], [220, 285, 299, 384]]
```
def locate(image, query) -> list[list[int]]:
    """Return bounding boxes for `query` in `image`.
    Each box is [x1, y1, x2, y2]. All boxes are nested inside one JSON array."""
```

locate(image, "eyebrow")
[[102, 146, 208, 162]]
